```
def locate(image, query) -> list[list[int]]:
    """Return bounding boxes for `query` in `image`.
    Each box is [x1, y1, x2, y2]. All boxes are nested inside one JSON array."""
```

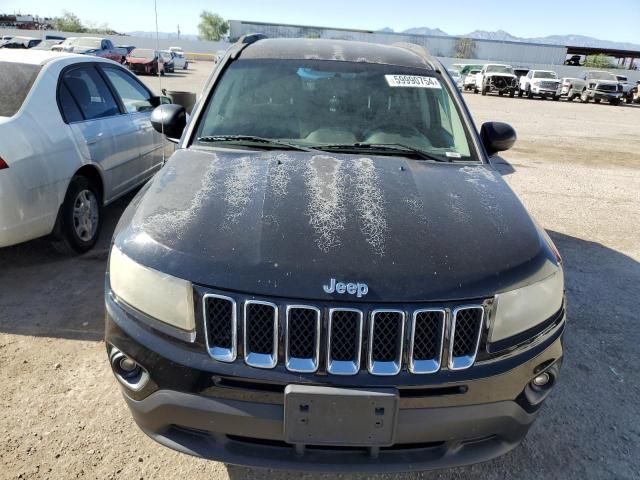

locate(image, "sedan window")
[[62, 66, 120, 121], [102, 67, 153, 113], [58, 83, 83, 123]]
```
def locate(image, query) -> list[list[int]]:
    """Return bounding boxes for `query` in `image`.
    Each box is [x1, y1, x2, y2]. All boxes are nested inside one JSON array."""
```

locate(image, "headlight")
[[109, 246, 195, 332], [490, 270, 564, 342]]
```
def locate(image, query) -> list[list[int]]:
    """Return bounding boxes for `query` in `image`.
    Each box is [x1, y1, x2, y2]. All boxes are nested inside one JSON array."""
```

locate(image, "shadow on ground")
[[0, 190, 137, 341]]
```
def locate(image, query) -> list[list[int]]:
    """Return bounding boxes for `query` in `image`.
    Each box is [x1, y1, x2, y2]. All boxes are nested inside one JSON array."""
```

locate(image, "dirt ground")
[[1, 62, 639, 480]]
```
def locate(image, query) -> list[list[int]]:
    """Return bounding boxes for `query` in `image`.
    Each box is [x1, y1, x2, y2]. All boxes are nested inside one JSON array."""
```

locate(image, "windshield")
[[486, 65, 514, 74], [195, 59, 475, 161], [130, 49, 155, 59], [63, 38, 101, 49], [533, 71, 557, 79], [0, 62, 41, 117], [589, 72, 617, 81], [448, 69, 461, 78]]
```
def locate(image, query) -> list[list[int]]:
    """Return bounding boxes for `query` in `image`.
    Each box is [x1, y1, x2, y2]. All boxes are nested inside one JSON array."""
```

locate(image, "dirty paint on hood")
[[118, 148, 556, 302]]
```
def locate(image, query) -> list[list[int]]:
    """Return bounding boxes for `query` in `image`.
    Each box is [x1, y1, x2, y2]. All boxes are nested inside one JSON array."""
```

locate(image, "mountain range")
[[390, 27, 639, 51]]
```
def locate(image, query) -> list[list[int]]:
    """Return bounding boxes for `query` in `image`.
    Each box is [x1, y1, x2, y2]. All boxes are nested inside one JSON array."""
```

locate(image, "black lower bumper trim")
[[125, 390, 535, 472]]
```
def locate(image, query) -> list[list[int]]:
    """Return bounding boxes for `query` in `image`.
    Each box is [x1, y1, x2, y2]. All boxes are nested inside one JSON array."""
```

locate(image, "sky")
[[2, 0, 639, 43]]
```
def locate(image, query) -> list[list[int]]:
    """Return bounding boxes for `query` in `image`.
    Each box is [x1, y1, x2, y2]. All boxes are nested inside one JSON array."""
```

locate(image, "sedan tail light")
[[0, 156, 8, 170]]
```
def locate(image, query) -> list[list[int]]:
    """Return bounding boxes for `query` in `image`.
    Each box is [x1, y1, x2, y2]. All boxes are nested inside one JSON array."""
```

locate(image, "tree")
[[584, 54, 614, 69], [198, 11, 228, 41], [54, 10, 85, 33], [453, 38, 476, 59]]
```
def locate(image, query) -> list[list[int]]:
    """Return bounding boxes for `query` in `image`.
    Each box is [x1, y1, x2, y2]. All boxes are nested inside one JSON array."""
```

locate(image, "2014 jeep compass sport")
[[105, 37, 566, 472]]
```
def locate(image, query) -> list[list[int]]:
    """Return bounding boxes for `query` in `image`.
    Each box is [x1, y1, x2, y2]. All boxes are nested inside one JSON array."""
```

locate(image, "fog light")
[[119, 356, 138, 373], [109, 347, 149, 392], [532, 372, 551, 387]]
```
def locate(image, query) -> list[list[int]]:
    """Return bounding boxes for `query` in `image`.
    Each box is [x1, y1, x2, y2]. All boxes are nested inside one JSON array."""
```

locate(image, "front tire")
[[53, 176, 102, 254]]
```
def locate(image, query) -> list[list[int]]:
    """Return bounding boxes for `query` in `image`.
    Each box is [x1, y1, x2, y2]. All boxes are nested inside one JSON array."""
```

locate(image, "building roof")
[[566, 45, 640, 59], [240, 38, 433, 68]]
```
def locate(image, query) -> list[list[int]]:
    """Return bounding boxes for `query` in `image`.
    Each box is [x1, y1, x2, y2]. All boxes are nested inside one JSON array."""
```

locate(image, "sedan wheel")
[[73, 190, 99, 242], [53, 175, 102, 254]]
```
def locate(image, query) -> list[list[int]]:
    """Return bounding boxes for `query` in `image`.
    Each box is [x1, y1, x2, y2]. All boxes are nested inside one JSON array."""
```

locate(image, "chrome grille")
[[203, 294, 237, 362], [540, 80, 559, 89], [202, 293, 486, 375], [409, 309, 445, 374], [327, 308, 363, 375], [244, 301, 278, 369], [285, 305, 320, 373], [449, 306, 484, 371], [368, 310, 404, 376]]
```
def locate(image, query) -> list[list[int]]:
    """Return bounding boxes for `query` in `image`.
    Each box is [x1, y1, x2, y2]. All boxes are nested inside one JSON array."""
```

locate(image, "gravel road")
[[1, 62, 638, 480]]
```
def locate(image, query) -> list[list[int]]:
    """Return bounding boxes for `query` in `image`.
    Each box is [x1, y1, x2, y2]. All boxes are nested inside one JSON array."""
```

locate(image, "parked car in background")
[[560, 70, 623, 104], [475, 64, 518, 97], [30, 39, 64, 51], [118, 45, 137, 55], [52, 37, 128, 64], [168, 46, 184, 54], [0, 35, 12, 41], [126, 48, 164, 75], [513, 67, 529, 84], [447, 68, 463, 90], [170, 50, 188, 70], [0, 36, 41, 49], [160, 50, 175, 73], [451, 63, 484, 85], [615, 75, 636, 103], [519, 70, 561, 100], [463, 68, 481, 91], [0, 50, 168, 251]]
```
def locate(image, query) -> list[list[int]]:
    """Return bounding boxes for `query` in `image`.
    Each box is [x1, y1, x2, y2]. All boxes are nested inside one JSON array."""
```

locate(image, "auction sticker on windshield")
[[385, 75, 441, 88]]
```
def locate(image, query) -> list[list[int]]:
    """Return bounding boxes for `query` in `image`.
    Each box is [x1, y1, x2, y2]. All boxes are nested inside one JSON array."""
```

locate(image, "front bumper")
[[105, 293, 564, 472], [592, 91, 622, 102], [532, 86, 560, 96]]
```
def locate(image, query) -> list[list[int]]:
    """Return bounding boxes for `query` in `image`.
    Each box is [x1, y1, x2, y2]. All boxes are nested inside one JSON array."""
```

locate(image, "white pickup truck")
[[559, 70, 623, 105], [474, 64, 518, 97], [518, 70, 561, 100]]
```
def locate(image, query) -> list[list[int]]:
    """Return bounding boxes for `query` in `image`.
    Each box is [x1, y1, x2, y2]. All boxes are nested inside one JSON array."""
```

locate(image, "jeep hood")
[[117, 149, 557, 302]]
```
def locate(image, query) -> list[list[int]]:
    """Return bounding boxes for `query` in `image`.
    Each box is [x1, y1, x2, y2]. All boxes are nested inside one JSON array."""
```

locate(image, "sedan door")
[[100, 65, 165, 178], [61, 64, 140, 201]]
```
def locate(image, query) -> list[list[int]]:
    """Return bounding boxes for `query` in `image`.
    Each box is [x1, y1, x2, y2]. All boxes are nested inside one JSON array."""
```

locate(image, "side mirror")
[[480, 122, 517, 155], [150, 104, 186, 141]]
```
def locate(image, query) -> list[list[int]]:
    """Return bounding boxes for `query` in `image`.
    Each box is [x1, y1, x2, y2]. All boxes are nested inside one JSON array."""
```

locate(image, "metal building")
[[229, 20, 568, 66]]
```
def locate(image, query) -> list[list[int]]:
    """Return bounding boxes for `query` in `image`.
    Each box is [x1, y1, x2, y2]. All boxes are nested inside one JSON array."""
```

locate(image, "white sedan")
[[0, 50, 168, 252]]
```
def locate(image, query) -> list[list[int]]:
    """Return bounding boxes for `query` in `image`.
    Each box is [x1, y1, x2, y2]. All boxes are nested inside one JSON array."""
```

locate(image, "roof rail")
[[230, 33, 268, 60], [238, 33, 268, 45], [392, 42, 437, 70]]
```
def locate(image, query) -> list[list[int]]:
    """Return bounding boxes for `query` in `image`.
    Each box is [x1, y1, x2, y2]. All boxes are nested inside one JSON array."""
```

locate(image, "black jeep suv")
[[105, 37, 565, 472]]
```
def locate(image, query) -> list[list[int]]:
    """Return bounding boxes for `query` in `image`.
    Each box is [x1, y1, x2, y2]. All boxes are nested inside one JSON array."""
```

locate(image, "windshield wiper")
[[196, 135, 314, 152], [312, 143, 450, 162]]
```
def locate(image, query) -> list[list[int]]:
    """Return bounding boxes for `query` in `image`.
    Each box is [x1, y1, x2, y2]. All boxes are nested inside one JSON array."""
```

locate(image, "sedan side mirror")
[[150, 104, 186, 142], [480, 122, 517, 155]]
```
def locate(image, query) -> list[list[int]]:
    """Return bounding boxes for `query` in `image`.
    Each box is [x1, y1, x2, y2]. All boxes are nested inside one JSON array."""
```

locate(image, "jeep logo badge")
[[323, 278, 368, 298]]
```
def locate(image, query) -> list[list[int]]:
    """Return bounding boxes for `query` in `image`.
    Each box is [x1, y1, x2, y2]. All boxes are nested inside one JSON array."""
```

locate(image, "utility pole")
[[177, 24, 180, 40]]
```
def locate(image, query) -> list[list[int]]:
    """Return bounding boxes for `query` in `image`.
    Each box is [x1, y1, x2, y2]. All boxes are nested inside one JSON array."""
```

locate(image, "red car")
[[126, 48, 164, 75]]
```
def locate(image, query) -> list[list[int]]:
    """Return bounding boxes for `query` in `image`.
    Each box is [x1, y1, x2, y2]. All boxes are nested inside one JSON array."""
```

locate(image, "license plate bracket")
[[284, 385, 398, 446]]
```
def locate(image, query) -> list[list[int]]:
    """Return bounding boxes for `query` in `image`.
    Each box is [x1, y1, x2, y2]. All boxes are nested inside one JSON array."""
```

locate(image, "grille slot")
[[285, 306, 321, 373], [244, 301, 278, 369], [449, 306, 484, 371], [368, 310, 405, 376], [327, 309, 363, 375], [203, 294, 237, 362], [409, 309, 445, 374]]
